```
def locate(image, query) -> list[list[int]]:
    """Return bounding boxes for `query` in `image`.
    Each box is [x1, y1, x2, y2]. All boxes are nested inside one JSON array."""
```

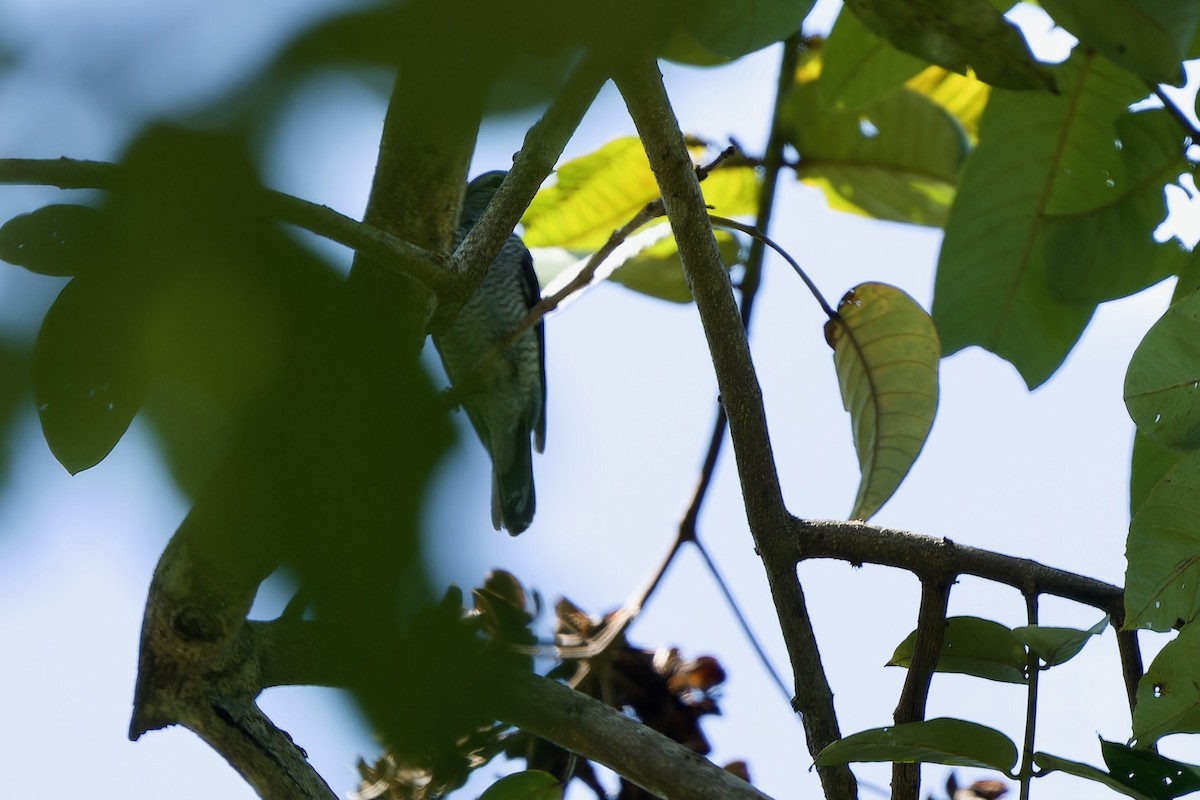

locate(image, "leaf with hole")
[[816, 718, 1018, 772], [1133, 622, 1200, 745], [1100, 738, 1200, 799], [888, 616, 1026, 684], [825, 282, 939, 520]]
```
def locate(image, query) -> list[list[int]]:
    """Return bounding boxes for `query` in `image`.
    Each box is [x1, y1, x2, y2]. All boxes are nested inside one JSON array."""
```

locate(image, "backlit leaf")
[[905, 66, 990, 142], [816, 718, 1018, 772], [825, 282, 939, 520], [819, 8, 927, 111], [1125, 452, 1200, 631], [785, 54, 969, 227], [888, 616, 1026, 684], [521, 137, 758, 250], [609, 230, 743, 303], [932, 51, 1146, 388], [1133, 623, 1200, 745]]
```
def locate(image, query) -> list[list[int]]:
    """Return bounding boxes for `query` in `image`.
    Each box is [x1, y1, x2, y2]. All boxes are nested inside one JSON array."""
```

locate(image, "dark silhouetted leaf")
[[816, 718, 1018, 772], [34, 276, 146, 474], [844, 0, 1055, 91], [1101, 738, 1200, 799], [888, 616, 1025, 683], [0, 204, 108, 277], [480, 771, 562, 800]]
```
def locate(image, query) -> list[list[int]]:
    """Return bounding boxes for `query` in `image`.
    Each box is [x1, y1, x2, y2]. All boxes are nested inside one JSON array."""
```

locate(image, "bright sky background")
[[1, 2, 1199, 799]]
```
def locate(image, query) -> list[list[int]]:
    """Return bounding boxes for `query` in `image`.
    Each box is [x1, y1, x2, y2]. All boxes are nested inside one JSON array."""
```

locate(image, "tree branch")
[[892, 580, 952, 800], [771, 519, 1125, 616], [0, 157, 452, 294], [613, 53, 856, 800]]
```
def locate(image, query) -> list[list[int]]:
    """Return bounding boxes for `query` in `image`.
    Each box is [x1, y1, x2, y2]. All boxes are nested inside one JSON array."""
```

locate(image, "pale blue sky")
[[1, 2, 1198, 799]]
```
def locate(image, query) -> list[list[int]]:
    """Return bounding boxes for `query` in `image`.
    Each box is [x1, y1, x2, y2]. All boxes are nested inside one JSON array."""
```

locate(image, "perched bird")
[[433, 171, 545, 534]]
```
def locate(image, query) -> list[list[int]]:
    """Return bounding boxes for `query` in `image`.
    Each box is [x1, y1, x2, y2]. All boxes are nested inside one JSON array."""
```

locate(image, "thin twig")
[[709, 214, 836, 319], [1018, 593, 1040, 800], [694, 538, 793, 703]]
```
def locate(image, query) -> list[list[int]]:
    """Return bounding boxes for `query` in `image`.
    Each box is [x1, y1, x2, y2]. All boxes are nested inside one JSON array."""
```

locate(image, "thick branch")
[[613, 54, 856, 800], [772, 519, 1125, 617], [491, 672, 774, 800]]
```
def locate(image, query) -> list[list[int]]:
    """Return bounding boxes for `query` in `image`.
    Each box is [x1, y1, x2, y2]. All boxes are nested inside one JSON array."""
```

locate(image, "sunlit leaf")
[[819, 8, 927, 111], [786, 54, 969, 227], [521, 137, 758, 250], [1040, 0, 1196, 86], [1044, 110, 1188, 306], [816, 718, 1018, 772], [1101, 738, 1200, 799], [844, 0, 1056, 91], [609, 230, 743, 303], [1012, 617, 1107, 668], [932, 51, 1146, 389], [34, 276, 146, 474], [905, 67, 990, 142], [0, 204, 108, 277], [1125, 452, 1200, 631], [1133, 623, 1200, 745], [888, 616, 1026, 684], [825, 282, 939, 520], [1125, 289, 1200, 451], [479, 770, 562, 800], [1033, 752, 1156, 800]]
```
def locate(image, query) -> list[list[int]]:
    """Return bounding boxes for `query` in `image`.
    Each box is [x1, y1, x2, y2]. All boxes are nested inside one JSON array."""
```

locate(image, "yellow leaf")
[[825, 282, 940, 520]]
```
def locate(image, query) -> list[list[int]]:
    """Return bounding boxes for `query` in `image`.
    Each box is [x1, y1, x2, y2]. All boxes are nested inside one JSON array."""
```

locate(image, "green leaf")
[[0, 204, 108, 277], [1011, 617, 1107, 667], [1126, 452, 1200, 631], [609, 230, 743, 303], [1130, 429, 1184, 517], [1033, 752, 1156, 800], [1101, 738, 1200, 799], [1125, 289, 1200, 451], [681, 0, 815, 60], [888, 616, 1026, 683], [932, 51, 1147, 389], [784, 56, 970, 227], [825, 283, 940, 520], [479, 771, 562, 800], [816, 718, 1018, 772], [844, 0, 1056, 92], [1039, 0, 1196, 86], [1044, 110, 1189, 306], [521, 137, 759, 250], [1133, 623, 1200, 745], [905, 66, 991, 142], [819, 7, 928, 111], [34, 277, 147, 474]]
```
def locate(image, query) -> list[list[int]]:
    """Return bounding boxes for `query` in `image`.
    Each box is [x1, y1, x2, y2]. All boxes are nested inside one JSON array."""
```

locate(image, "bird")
[[432, 171, 545, 535]]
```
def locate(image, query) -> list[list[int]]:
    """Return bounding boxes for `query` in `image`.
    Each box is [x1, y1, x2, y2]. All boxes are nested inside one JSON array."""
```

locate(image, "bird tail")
[[491, 441, 536, 535]]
